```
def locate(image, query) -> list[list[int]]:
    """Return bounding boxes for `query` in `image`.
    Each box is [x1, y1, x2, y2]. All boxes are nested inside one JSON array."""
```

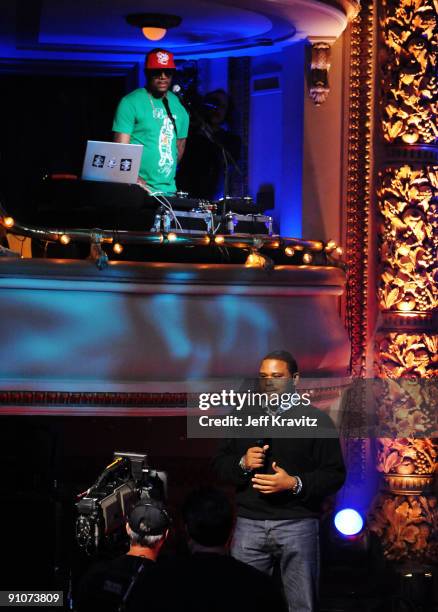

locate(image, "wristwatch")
[[290, 475, 303, 495], [239, 455, 252, 474]]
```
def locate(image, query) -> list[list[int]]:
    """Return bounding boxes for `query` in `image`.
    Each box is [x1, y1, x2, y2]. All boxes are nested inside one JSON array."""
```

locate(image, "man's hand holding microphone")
[[241, 445, 298, 494], [242, 445, 270, 470]]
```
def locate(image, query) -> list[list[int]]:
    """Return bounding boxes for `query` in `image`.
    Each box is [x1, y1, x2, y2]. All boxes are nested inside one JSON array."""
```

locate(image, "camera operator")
[[76, 500, 170, 612], [138, 487, 287, 612]]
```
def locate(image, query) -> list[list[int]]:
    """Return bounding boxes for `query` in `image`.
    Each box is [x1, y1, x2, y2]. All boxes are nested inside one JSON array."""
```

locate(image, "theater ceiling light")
[[126, 13, 182, 41]]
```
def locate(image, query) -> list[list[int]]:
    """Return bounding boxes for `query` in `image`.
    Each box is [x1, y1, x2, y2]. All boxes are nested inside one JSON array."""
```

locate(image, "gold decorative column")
[[369, 0, 438, 568]]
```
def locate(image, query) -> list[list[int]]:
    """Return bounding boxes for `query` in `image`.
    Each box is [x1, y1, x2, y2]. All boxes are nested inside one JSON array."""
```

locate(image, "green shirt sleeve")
[[112, 96, 136, 135]]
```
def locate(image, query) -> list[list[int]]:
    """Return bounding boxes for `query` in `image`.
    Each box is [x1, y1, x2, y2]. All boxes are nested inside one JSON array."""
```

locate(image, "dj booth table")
[[34, 179, 272, 235]]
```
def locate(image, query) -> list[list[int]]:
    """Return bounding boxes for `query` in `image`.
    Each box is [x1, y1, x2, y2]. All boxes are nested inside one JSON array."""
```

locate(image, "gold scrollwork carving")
[[377, 164, 438, 312], [377, 437, 437, 475], [376, 332, 438, 377], [372, 0, 438, 565], [373, 378, 437, 437], [380, 0, 438, 144], [369, 493, 438, 561]]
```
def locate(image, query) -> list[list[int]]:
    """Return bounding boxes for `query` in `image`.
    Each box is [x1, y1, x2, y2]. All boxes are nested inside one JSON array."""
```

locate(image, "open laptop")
[[81, 140, 143, 184]]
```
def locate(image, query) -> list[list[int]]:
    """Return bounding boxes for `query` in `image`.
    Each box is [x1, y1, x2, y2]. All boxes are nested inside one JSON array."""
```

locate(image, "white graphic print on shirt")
[[153, 108, 175, 177]]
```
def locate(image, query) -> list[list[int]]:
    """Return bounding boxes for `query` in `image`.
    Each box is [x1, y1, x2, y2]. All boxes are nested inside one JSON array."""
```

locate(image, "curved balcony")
[[0, 255, 349, 413]]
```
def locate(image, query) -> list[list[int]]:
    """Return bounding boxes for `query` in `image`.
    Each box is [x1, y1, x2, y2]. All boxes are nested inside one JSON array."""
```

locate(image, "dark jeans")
[[231, 516, 320, 612]]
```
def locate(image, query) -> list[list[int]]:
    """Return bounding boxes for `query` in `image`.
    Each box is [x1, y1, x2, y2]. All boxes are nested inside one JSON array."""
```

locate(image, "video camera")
[[75, 451, 166, 555]]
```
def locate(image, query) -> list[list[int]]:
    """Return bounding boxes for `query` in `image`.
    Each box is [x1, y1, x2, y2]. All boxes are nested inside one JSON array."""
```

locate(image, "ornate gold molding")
[[345, 1, 374, 377], [341, 1, 374, 485]]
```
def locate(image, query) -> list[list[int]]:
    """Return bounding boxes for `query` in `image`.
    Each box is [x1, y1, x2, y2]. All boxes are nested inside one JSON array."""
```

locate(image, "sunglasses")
[[148, 69, 175, 78]]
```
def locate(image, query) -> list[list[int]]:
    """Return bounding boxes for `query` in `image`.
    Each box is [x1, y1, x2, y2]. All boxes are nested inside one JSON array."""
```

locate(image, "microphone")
[[255, 437, 271, 446], [251, 439, 271, 473], [256, 438, 271, 461], [171, 84, 191, 114]]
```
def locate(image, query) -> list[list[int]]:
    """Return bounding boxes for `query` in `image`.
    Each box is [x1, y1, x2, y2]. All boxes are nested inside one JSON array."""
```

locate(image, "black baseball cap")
[[128, 501, 171, 536]]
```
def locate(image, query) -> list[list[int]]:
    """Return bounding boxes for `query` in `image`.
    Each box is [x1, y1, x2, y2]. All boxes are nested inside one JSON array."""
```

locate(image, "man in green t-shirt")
[[112, 48, 189, 195]]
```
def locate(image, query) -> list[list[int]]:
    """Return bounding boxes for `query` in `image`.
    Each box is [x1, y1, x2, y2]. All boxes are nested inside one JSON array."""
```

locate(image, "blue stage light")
[[334, 509, 364, 536]]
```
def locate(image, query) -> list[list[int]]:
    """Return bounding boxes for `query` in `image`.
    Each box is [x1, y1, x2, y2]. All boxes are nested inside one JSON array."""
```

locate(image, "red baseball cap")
[[145, 49, 176, 70]]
